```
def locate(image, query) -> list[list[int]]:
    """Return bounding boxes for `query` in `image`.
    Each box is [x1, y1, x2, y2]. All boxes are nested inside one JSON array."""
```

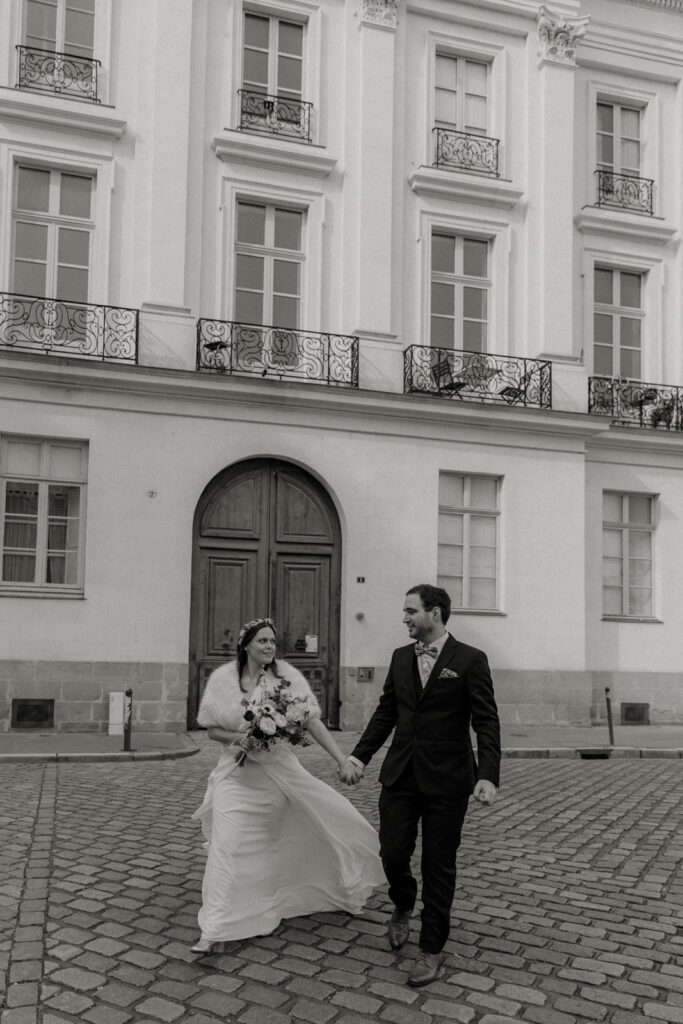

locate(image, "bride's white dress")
[[192, 660, 384, 943]]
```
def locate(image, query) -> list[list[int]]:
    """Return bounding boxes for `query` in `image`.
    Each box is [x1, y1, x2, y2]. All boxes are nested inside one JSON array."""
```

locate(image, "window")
[[431, 234, 489, 351], [597, 103, 640, 176], [12, 165, 93, 303], [241, 13, 306, 136], [1, 437, 87, 594], [602, 492, 654, 618], [234, 201, 303, 328], [435, 54, 487, 134], [438, 474, 499, 611], [594, 267, 643, 379], [25, 0, 95, 58]]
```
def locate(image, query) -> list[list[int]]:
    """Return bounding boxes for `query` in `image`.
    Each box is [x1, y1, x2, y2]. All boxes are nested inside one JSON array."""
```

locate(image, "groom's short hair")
[[406, 584, 451, 624]]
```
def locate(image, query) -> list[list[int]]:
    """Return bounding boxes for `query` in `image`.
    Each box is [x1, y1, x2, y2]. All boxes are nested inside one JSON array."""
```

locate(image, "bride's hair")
[[236, 617, 283, 680]]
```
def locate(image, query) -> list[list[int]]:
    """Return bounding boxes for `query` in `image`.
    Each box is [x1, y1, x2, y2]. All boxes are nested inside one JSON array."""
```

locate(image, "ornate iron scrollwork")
[[433, 128, 500, 177], [0, 293, 138, 363], [238, 90, 313, 144], [16, 45, 100, 102], [596, 170, 654, 215], [404, 346, 552, 410]]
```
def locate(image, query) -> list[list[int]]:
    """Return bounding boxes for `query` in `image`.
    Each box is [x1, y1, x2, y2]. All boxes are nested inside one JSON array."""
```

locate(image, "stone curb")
[[502, 746, 683, 759], [0, 734, 200, 764]]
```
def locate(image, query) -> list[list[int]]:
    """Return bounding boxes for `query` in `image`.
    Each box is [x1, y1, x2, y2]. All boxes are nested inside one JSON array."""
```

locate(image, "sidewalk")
[[0, 722, 682, 762]]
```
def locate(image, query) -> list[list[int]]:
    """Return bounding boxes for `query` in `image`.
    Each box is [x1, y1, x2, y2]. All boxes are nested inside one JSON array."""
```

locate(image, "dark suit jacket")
[[351, 634, 500, 797]]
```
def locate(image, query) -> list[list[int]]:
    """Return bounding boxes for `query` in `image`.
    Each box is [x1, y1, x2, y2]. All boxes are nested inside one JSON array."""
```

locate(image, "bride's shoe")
[[190, 938, 218, 954]]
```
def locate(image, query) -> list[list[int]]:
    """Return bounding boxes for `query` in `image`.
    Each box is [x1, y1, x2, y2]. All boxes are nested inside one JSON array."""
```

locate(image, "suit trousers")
[[378, 764, 469, 954]]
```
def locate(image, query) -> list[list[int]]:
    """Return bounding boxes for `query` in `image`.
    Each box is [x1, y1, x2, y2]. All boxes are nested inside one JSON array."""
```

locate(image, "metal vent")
[[620, 702, 650, 726], [11, 699, 55, 729]]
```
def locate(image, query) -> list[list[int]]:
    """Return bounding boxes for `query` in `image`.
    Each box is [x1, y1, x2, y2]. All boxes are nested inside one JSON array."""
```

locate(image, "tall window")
[[12, 166, 93, 303], [431, 234, 489, 351], [594, 267, 643, 379], [234, 201, 303, 328], [243, 13, 303, 103], [597, 103, 640, 176], [438, 474, 499, 611], [25, 0, 95, 59], [435, 54, 487, 134], [1, 436, 87, 592], [602, 492, 654, 618]]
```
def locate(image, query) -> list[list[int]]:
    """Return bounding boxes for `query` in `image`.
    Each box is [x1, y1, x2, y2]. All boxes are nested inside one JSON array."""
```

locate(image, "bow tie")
[[415, 642, 438, 659]]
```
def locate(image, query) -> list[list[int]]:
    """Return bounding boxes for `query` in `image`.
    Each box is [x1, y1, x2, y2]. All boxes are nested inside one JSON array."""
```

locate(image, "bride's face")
[[245, 626, 277, 667]]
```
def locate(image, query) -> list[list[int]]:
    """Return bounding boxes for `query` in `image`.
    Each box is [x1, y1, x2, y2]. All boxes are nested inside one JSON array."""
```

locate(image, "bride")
[[191, 616, 384, 953]]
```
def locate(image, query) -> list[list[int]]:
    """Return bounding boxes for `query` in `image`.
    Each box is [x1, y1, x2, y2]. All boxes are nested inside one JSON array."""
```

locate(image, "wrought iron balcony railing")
[[595, 169, 654, 215], [589, 376, 682, 430], [16, 45, 100, 102], [433, 127, 500, 177], [197, 320, 359, 388], [238, 90, 313, 143], [404, 346, 552, 408], [0, 293, 138, 363]]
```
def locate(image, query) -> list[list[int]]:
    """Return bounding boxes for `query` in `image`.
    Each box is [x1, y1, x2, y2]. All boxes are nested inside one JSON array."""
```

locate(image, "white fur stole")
[[196, 659, 320, 731]]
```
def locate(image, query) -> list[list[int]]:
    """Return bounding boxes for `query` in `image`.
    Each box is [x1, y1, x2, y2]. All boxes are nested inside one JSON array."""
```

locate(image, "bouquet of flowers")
[[234, 676, 312, 766]]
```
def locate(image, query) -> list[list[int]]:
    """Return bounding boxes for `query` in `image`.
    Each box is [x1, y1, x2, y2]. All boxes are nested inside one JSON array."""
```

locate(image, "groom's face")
[[403, 593, 437, 640]]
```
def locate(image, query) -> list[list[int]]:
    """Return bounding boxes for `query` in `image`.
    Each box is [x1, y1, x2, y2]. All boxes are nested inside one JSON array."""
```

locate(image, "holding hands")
[[338, 758, 364, 786]]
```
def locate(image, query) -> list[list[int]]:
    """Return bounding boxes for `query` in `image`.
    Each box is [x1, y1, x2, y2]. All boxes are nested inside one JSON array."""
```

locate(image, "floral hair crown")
[[237, 617, 276, 649]]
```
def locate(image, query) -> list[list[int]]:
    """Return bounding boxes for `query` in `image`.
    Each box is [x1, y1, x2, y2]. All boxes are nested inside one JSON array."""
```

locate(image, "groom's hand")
[[473, 779, 497, 805]]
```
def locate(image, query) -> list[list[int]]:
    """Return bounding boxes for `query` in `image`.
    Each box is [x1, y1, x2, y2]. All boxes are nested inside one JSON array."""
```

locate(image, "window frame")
[[233, 199, 305, 328], [23, 0, 96, 60], [437, 472, 501, 614], [602, 490, 656, 621], [596, 100, 642, 177], [0, 435, 88, 598], [586, 82, 659, 210], [593, 265, 645, 381], [430, 231, 491, 352], [434, 51, 489, 135]]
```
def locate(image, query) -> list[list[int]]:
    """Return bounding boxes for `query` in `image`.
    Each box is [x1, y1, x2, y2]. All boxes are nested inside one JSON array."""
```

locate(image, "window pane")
[[6, 441, 42, 476], [630, 531, 651, 558], [237, 203, 266, 245], [439, 575, 463, 606], [465, 61, 487, 95], [602, 529, 623, 558], [621, 108, 640, 139], [60, 175, 91, 219], [17, 168, 50, 212], [26, 0, 57, 49], [432, 234, 454, 274], [463, 286, 486, 319], [620, 344, 640, 381], [64, 6, 95, 57], [629, 558, 651, 587], [243, 49, 268, 88], [439, 475, 464, 507], [470, 478, 497, 508], [234, 289, 263, 323], [628, 496, 652, 524], [603, 494, 623, 523], [603, 555, 623, 587], [597, 103, 613, 132], [244, 14, 269, 48], [594, 313, 613, 346], [430, 316, 454, 348], [438, 543, 463, 576], [235, 254, 264, 291], [620, 317, 641, 351], [279, 21, 303, 56], [58, 227, 90, 266], [432, 282, 454, 316], [629, 588, 652, 616], [272, 294, 298, 328], [597, 134, 613, 167], [435, 54, 457, 89], [438, 513, 463, 543], [273, 259, 299, 295], [2, 553, 36, 582], [274, 209, 302, 251], [463, 239, 487, 278], [594, 345, 613, 377], [469, 578, 496, 609], [620, 273, 641, 309], [435, 91, 457, 125], [471, 545, 496, 575], [277, 55, 302, 94], [603, 586, 622, 615], [15, 222, 48, 261], [621, 140, 639, 173], [14, 260, 47, 297], [463, 320, 486, 352], [594, 268, 613, 304], [57, 266, 88, 303], [465, 95, 487, 133]]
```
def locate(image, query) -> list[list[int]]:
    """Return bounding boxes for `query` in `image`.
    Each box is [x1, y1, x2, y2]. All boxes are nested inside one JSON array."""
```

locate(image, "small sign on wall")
[[357, 667, 374, 682], [305, 635, 318, 654]]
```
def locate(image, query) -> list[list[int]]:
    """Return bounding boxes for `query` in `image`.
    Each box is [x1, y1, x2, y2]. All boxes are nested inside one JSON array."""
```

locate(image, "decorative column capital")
[[537, 5, 590, 67], [357, 0, 400, 29]]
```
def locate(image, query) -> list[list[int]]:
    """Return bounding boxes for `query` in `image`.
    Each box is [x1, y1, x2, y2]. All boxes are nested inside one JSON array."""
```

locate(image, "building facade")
[[1, 0, 683, 735]]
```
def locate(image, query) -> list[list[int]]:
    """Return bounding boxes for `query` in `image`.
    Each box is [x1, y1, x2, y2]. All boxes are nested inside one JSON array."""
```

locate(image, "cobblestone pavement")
[[1, 734, 682, 1024]]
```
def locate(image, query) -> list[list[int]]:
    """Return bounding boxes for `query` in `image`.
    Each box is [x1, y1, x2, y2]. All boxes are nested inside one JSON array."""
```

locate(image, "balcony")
[[589, 376, 681, 430], [595, 170, 654, 215], [404, 346, 552, 408], [16, 46, 101, 102], [237, 90, 313, 144], [197, 320, 359, 388], [0, 293, 138, 363], [433, 127, 500, 177]]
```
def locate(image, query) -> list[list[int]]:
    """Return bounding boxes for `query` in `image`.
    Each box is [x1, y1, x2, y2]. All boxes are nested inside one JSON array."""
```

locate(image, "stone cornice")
[[212, 131, 337, 179], [575, 207, 678, 245], [618, 0, 683, 11], [409, 166, 525, 210], [0, 87, 126, 140]]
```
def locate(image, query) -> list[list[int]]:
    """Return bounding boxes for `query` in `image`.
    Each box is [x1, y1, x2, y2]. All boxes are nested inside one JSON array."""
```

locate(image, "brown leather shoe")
[[407, 950, 444, 987], [387, 907, 412, 950]]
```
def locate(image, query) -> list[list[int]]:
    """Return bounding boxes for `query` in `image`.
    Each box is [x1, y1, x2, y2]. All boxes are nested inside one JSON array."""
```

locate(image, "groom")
[[344, 583, 500, 987]]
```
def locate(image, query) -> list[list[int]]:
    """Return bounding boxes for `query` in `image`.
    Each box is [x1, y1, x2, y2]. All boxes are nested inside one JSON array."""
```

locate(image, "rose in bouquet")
[[235, 677, 312, 766]]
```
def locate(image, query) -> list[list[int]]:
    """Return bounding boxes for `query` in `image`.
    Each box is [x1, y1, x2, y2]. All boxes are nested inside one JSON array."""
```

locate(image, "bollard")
[[123, 688, 133, 752], [605, 686, 615, 747]]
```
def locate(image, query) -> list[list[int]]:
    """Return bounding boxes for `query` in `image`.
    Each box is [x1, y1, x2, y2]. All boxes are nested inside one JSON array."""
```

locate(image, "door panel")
[[189, 459, 341, 728]]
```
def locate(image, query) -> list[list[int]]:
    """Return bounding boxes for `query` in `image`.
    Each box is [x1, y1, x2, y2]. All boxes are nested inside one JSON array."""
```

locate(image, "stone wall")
[[0, 661, 189, 733]]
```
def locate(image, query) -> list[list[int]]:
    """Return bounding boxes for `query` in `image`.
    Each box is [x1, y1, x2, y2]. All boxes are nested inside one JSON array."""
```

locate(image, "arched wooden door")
[[188, 459, 341, 728]]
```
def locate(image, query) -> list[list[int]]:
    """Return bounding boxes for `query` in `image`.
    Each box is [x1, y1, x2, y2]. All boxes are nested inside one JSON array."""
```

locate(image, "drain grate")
[[11, 698, 55, 729]]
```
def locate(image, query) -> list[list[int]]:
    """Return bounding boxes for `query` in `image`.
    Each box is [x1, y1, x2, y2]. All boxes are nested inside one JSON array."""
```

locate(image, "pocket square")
[[439, 668, 459, 679]]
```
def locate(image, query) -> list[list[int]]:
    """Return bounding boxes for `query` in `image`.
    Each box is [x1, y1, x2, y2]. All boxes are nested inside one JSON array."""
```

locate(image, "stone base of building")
[[0, 661, 189, 734]]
